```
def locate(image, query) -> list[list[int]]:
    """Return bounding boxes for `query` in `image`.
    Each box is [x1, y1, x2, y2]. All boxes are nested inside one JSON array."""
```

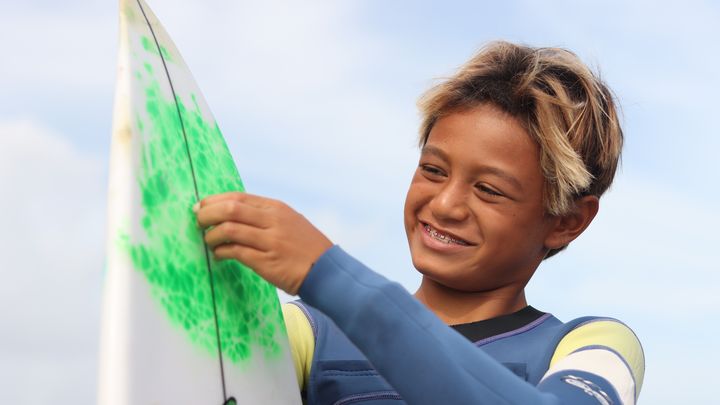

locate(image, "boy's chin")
[[413, 261, 475, 291]]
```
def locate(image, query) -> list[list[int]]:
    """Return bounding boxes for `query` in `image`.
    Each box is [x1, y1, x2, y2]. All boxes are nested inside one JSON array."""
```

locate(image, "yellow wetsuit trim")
[[550, 320, 645, 394], [282, 303, 315, 391]]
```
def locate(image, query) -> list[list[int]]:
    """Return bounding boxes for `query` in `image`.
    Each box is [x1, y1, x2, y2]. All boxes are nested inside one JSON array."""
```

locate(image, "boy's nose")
[[429, 182, 470, 223]]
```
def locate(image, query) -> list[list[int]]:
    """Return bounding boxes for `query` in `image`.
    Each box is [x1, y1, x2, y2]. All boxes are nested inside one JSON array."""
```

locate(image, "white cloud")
[[0, 3, 116, 93], [305, 209, 380, 254], [640, 340, 720, 404], [0, 119, 106, 404]]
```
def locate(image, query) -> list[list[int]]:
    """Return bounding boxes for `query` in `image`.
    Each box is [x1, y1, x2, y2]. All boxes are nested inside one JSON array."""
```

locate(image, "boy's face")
[[404, 103, 557, 293]]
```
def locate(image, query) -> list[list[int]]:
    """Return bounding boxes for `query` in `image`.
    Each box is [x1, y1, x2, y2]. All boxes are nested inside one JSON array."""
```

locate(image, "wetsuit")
[[283, 245, 644, 405]]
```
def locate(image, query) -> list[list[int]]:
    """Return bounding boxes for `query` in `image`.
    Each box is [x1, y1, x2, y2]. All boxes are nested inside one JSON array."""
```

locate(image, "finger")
[[199, 192, 273, 210], [204, 221, 268, 251], [196, 199, 270, 229], [213, 243, 264, 269]]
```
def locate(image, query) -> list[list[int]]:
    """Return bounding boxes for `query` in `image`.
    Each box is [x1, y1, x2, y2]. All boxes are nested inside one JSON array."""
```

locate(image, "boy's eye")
[[476, 184, 503, 197], [420, 164, 445, 177]]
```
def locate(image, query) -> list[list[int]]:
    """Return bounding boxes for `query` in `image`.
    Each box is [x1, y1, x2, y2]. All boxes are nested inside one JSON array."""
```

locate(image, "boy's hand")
[[195, 192, 333, 295]]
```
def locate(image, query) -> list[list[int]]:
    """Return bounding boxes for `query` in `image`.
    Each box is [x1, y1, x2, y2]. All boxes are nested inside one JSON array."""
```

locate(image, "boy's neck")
[[414, 277, 528, 325]]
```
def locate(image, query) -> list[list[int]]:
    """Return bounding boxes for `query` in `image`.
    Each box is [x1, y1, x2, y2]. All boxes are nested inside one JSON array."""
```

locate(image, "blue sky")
[[1, 0, 718, 403]]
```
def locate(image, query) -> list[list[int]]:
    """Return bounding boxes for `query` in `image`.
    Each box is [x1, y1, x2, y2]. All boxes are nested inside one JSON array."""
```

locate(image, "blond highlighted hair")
[[419, 41, 623, 220]]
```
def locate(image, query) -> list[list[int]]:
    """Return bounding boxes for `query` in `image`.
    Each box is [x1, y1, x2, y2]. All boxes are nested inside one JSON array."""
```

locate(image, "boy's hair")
[[418, 41, 623, 258]]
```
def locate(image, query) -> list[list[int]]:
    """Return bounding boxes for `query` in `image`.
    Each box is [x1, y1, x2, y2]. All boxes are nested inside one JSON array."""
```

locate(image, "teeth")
[[423, 224, 468, 246]]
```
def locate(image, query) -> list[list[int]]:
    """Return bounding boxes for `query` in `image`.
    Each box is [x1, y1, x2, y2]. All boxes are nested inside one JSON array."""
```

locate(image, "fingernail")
[[192, 202, 200, 213]]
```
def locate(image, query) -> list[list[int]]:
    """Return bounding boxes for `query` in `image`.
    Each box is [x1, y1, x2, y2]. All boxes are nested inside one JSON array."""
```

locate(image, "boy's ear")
[[544, 195, 599, 250]]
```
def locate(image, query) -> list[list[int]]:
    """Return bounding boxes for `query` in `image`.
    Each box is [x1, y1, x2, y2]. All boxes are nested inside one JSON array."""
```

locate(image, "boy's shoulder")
[[548, 317, 645, 396]]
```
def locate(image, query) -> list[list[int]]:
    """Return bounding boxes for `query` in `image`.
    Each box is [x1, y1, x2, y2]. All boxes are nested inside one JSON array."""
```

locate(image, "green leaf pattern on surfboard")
[[118, 41, 285, 364]]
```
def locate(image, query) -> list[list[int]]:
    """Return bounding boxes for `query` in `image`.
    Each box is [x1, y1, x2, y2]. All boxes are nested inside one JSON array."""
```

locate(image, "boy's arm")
[[299, 245, 642, 405], [194, 193, 642, 403]]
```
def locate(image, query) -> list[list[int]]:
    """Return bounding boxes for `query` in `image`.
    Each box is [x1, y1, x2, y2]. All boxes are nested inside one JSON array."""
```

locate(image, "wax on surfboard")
[[98, 1, 301, 404]]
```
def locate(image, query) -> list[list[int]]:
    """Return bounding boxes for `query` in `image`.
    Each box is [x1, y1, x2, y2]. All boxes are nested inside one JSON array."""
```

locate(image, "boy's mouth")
[[422, 222, 471, 246]]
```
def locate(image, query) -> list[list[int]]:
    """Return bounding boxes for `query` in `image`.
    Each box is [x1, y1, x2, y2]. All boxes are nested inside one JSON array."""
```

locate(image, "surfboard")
[[98, 1, 301, 404]]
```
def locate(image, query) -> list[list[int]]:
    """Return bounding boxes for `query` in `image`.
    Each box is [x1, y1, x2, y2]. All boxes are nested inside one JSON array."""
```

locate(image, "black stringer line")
[[135, 0, 229, 401]]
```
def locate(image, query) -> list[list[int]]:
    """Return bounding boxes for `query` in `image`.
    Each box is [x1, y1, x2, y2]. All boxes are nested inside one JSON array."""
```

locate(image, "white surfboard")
[[98, 1, 301, 404]]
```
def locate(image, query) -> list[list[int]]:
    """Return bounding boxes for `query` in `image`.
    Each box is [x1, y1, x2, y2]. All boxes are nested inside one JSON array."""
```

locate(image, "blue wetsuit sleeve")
[[298, 246, 625, 405]]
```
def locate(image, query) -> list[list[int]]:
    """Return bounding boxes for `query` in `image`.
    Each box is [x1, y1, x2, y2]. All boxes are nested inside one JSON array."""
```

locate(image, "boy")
[[196, 41, 645, 404]]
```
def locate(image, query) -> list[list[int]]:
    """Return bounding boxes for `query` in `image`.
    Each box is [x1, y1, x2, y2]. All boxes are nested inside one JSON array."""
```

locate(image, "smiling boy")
[[196, 41, 644, 404]]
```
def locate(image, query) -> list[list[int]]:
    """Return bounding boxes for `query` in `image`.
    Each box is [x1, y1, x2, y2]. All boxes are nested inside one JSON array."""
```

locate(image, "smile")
[[423, 223, 470, 246]]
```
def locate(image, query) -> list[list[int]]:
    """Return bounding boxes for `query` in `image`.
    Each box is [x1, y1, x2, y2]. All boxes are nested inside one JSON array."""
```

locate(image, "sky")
[[0, 0, 718, 403]]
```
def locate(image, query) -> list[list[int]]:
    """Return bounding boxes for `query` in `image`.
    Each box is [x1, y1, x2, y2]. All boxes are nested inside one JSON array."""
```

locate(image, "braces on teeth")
[[424, 224, 468, 245]]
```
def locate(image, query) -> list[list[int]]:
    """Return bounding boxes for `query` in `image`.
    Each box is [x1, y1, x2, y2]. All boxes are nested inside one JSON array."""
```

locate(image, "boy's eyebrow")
[[420, 145, 450, 162], [420, 145, 523, 191]]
